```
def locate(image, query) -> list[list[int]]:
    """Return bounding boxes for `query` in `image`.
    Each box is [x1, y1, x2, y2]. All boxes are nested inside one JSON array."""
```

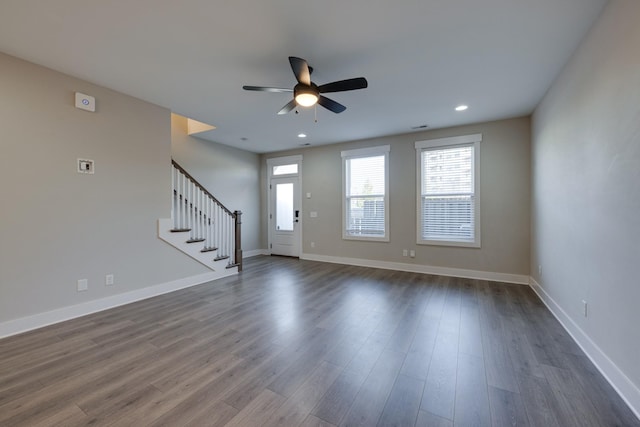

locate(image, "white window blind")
[[416, 135, 481, 247], [342, 146, 389, 241]]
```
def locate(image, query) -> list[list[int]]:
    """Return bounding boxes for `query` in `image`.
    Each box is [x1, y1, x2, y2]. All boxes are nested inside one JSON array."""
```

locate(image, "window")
[[415, 134, 481, 247], [275, 182, 294, 231], [342, 145, 390, 241], [272, 163, 298, 176]]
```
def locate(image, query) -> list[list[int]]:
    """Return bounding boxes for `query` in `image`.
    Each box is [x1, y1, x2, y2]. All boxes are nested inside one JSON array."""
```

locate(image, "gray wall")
[[0, 52, 206, 324], [171, 114, 261, 252], [263, 117, 531, 276], [532, 0, 640, 394]]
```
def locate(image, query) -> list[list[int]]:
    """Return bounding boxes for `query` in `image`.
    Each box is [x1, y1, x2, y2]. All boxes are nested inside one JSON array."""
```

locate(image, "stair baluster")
[[168, 160, 242, 271]]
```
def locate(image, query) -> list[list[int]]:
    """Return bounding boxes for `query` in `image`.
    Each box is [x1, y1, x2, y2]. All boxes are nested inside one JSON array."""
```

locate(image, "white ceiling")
[[0, 0, 607, 153]]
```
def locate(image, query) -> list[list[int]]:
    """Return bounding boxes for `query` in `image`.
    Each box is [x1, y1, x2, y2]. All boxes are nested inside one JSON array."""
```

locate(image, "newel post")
[[234, 210, 243, 272]]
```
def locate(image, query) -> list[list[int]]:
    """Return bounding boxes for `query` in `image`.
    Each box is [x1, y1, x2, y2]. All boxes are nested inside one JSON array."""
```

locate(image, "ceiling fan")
[[243, 56, 368, 115]]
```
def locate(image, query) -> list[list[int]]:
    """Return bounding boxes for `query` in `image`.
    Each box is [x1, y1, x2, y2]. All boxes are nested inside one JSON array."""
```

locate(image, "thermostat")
[[75, 92, 96, 112]]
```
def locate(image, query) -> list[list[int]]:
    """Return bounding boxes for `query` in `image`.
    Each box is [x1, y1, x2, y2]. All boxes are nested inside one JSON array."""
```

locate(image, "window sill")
[[344, 234, 389, 243], [417, 239, 481, 248]]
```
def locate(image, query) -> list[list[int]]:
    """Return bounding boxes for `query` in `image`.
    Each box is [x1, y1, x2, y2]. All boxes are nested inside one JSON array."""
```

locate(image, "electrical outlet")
[[402, 249, 408, 257], [105, 274, 114, 286], [582, 300, 588, 317], [77, 279, 88, 292], [409, 250, 416, 258]]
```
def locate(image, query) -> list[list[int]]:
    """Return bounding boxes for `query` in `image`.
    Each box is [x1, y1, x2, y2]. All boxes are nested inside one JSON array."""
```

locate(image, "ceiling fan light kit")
[[243, 56, 368, 115], [294, 84, 319, 107]]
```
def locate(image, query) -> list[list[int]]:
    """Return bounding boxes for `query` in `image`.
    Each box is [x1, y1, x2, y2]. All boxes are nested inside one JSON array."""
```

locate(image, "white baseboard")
[[243, 249, 269, 258], [529, 278, 640, 420], [0, 271, 224, 339], [300, 253, 529, 285]]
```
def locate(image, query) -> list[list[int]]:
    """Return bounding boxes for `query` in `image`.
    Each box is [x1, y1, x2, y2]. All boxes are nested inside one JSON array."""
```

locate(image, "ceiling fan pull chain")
[[315, 105, 318, 123]]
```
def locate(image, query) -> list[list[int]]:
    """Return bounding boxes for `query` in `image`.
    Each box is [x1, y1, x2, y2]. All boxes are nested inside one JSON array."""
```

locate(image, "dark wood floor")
[[1, 256, 638, 426]]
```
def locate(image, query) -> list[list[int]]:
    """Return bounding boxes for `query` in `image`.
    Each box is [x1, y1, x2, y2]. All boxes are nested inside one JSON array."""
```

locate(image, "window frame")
[[267, 155, 302, 178], [341, 145, 390, 242], [415, 134, 481, 248]]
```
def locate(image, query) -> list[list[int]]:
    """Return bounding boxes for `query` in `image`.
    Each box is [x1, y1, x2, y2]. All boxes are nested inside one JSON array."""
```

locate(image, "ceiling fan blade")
[[277, 99, 297, 115], [318, 96, 346, 114], [289, 57, 311, 85], [318, 77, 368, 93], [243, 86, 293, 93]]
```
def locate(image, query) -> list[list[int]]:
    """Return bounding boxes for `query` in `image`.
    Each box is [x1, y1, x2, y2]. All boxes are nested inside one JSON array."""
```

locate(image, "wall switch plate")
[[310, 211, 318, 218], [402, 249, 408, 257], [77, 279, 88, 292], [306, 192, 311, 199], [105, 274, 114, 286], [75, 92, 96, 112], [409, 250, 416, 258], [310, 242, 315, 248], [582, 300, 588, 317]]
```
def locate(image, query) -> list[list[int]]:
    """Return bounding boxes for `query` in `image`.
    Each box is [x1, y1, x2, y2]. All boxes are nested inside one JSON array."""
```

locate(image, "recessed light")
[[455, 105, 468, 111], [298, 133, 307, 138]]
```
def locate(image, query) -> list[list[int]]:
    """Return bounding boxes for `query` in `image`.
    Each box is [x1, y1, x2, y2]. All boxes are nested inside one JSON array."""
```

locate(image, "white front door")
[[270, 176, 300, 257]]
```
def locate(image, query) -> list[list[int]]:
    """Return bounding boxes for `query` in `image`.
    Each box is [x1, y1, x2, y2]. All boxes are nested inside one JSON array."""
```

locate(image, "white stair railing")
[[170, 160, 242, 270]]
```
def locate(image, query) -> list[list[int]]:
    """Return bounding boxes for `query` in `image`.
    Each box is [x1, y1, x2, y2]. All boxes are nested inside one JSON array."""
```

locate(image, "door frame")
[[266, 155, 303, 257]]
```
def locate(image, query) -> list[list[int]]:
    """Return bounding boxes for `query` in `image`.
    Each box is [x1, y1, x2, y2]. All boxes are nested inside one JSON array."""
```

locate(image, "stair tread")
[[201, 247, 218, 253], [170, 228, 191, 233], [214, 255, 230, 261], [186, 238, 206, 243]]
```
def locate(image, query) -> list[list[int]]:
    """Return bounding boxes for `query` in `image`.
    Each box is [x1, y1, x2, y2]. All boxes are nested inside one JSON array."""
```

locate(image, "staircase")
[[158, 160, 242, 278]]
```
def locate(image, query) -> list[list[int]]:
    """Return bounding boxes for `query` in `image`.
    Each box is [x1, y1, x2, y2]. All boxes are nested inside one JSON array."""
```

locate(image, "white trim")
[[341, 144, 390, 158], [266, 155, 303, 257], [266, 155, 303, 178], [243, 248, 269, 258], [529, 278, 640, 420], [416, 134, 482, 248], [0, 271, 222, 339], [342, 146, 390, 242], [300, 252, 529, 285], [266, 155, 303, 167], [415, 133, 482, 149], [341, 234, 389, 243]]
